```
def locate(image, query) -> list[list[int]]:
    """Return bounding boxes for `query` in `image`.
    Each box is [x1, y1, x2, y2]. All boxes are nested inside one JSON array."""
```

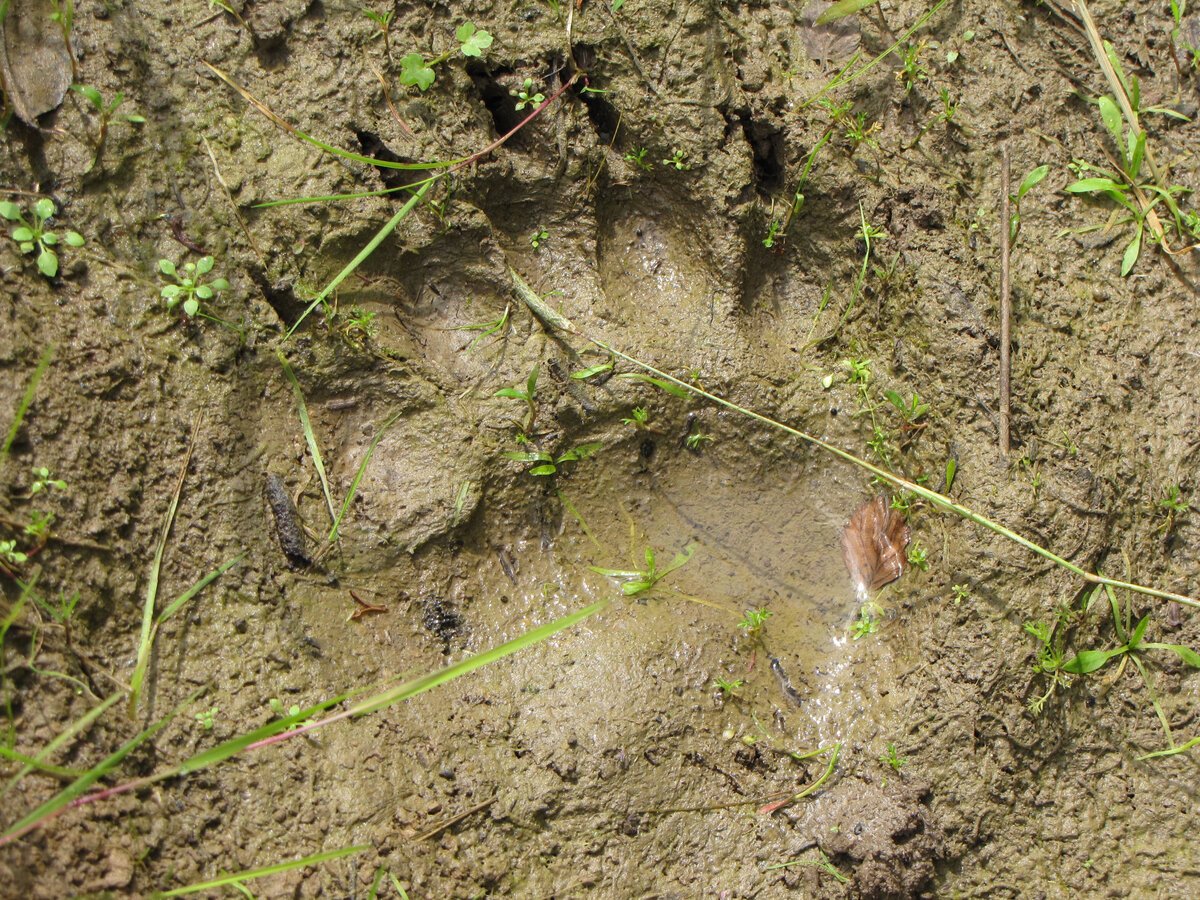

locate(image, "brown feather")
[[840, 496, 911, 600]]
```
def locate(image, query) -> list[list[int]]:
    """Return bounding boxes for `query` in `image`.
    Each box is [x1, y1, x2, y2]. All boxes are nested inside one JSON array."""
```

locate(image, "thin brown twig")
[[413, 794, 496, 841], [201, 135, 265, 267], [999, 144, 1012, 456]]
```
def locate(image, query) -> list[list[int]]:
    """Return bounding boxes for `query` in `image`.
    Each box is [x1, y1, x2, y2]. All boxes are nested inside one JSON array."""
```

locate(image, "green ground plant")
[[513, 78, 545, 111], [455, 304, 510, 351], [71, 84, 145, 170], [361, 6, 394, 55], [738, 608, 771, 636], [503, 439, 602, 477], [624, 147, 653, 170], [1009, 164, 1050, 241], [399, 22, 493, 91], [879, 741, 907, 770], [662, 149, 690, 170], [713, 675, 744, 694], [495, 365, 540, 434], [0, 199, 84, 278], [590, 543, 694, 596], [158, 256, 229, 318], [529, 225, 548, 248]]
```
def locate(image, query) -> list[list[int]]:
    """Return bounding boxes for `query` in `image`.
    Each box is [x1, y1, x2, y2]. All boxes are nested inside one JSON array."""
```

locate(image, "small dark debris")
[[423, 597, 463, 651], [265, 473, 310, 567]]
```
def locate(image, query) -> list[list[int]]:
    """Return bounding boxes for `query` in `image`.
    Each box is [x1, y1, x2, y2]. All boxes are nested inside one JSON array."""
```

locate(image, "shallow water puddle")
[[464, 447, 914, 749]]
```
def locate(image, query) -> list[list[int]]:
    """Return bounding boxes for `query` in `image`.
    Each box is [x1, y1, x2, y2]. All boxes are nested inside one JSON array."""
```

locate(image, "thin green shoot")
[[451, 480, 473, 527], [738, 608, 771, 636], [759, 742, 841, 813], [882, 389, 929, 423], [495, 365, 540, 434], [572, 362, 613, 380], [1010, 164, 1049, 241], [616, 372, 689, 398], [277, 350, 336, 524], [2, 345, 53, 462], [557, 488, 602, 551], [504, 441, 602, 477], [879, 741, 907, 770], [328, 409, 403, 542], [815, 0, 882, 25], [765, 846, 849, 883], [150, 845, 367, 898], [590, 543, 694, 596], [454, 303, 510, 351], [713, 676, 744, 694]]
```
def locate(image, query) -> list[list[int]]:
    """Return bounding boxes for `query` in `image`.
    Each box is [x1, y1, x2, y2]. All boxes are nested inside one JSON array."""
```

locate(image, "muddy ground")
[[2, 0, 1200, 897]]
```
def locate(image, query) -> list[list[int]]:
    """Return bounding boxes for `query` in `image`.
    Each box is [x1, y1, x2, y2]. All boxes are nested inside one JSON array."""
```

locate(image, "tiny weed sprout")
[[906, 539, 929, 571], [159, 256, 229, 318], [951, 583, 971, 605], [339, 306, 378, 342], [456, 304, 510, 351], [503, 441, 602, 477], [685, 431, 713, 450], [738, 607, 771, 635], [495, 365, 540, 434], [590, 543, 694, 596], [399, 21, 493, 92], [71, 84, 146, 170], [24, 510, 54, 538], [1159, 485, 1189, 514], [883, 390, 930, 424], [843, 357, 872, 386], [852, 602, 881, 639], [624, 148, 653, 171], [714, 676, 744, 694], [30, 467, 67, 494], [896, 39, 930, 93], [1009, 164, 1049, 241], [1064, 88, 1194, 275], [0, 539, 27, 567], [762, 220, 782, 247], [513, 78, 545, 111], [622, 406, 650, 428], [880, 742, 907, 770], [530, 225, 549, 248], [195, 706, 218, 730], [361, 6, 395, 54], [0, 198, 84, 278], [845, 111, 881, 152], [662, 149, 690, 170]]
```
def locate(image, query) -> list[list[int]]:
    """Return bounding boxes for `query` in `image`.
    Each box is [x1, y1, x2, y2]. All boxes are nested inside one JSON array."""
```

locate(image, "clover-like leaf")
[[399, 53, 435, 91], [456, 21, 493, 57]]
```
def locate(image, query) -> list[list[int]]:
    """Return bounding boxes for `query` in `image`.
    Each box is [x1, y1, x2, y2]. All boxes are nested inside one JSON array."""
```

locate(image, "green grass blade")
[[151, 845, 368, 897], [2, 691, 198, 840], [327, 409, 403, 542], [277, 349, 336, 525], [129, 421, 199, 719], [285, 181, 432, 339], [0, 691, 121, 799], [345, 598, 610, 719], [0, 745, 84, 778], [156, 553, 246, 625], [816, 0, 882, 25], [1138, 735, 1200, 760], [2, 344, 53, 462]]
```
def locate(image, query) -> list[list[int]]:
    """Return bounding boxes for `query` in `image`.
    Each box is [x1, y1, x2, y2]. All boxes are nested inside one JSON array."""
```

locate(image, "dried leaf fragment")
[[840, 496, 911, 602]]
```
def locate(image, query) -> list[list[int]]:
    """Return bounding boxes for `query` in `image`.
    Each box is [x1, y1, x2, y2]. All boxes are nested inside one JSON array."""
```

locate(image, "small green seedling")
[[195, 706, 218, 730], [624, 148, 653, 171], [1159, 485, 1189, 514], [30, 467, 67, 493], [714, 676, 744, 694], [843, 357, 871, 386], [662, 149, 690, 170], [879, 742, 907, 770], [622, 407, 650, 428], [24, 510, 54, 538], [159, 256, 229, 318], [1064, 89, 1193, 275], [0, 539, 28, 567], [896, 39, 930, 93], [456, 304, 510, 351], [906, 540, 929, 571], [503, 441, 602, 476], [1009, 164, 1049, 241], [495, 365, 539, 434], [268, 697, 316, 730], [0, 199, 84, 278], [513, 78, 545, 111], [361, 6, 395, 54], [852, 602, 880, 639], [883, 390, 929, 423], [762, 221, 782, 248], [950, 583, 971, 605], [738, 608, 771, 635], [399, 21, 493, 91], [845, 111, 880, 152], [71, 84, 145, 170], [590, 543, 694, 596], [685, 431, 714, 450], [944, 458, 957, 492], [338, 306, 378, 344], [530, 225, 549, 248]]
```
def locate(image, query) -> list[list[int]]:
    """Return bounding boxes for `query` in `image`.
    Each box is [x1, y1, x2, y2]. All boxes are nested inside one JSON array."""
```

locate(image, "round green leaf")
[[37, 248, 59, 277], [34, 198, 55, 221], [183, 298, 200, 317], [0, 201, 20, 220], [196, 256, 214, 275], [161, 284, 181, 300], [196, 285, 213, 299], [42, 231, 58, 246], [158, 259, 177, 276], [210, 278, 229, 291], [65, 231, 85, 247], [11, 226, 33, 242]]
